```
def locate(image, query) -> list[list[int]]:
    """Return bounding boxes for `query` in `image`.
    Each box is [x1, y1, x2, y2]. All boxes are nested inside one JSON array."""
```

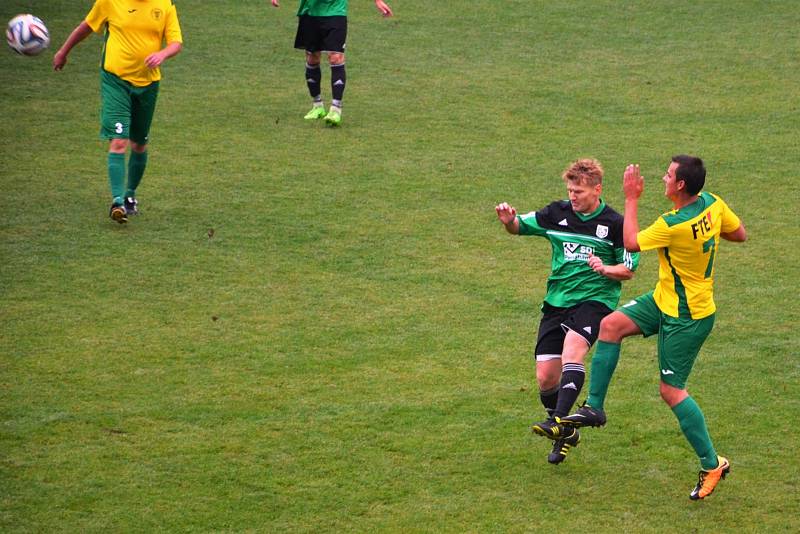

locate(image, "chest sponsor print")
[[563, 242, 594, 262]]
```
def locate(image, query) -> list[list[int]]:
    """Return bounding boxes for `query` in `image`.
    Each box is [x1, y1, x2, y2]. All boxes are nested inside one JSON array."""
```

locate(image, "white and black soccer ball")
[[6, 14, 50, 56]]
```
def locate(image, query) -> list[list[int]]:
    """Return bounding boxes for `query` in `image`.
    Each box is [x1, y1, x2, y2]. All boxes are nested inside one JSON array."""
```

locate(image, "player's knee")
[[306, 51, 321, 65], [599, 312, 629, 342], [659, 382, 687, 407], [536, 370, 559, 391], [109, 138, 128, 152], [130, 142, 147, 153], [537, 378, 559, 391], [328, 52, 344, 65], [598, 314, 620, 340]]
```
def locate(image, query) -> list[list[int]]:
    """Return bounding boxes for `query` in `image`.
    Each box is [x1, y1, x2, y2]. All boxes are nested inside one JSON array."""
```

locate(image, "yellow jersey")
[[637, 192, 741, 319], [86, 0, 183, 87]]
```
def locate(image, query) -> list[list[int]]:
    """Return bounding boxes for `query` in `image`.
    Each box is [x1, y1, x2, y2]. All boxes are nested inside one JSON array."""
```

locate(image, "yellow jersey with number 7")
[[636, 192, 741, 319], [85, 0, 182, 87]]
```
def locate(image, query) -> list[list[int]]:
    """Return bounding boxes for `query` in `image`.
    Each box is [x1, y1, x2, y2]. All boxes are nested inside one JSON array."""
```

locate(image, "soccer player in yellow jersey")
[[560, 155, 747, 500], [53, 0, 183, 223]]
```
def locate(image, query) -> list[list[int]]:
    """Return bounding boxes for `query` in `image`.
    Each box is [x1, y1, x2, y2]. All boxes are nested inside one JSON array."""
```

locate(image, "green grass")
[[2, 0, 799, 531]]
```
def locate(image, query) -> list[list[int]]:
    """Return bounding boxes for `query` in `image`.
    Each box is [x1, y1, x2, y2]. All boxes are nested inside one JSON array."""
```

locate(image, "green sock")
[[672, 396, 719, 470], [126, 150, 148, 198], [108, 152, 126, 205], [585, 341, 620, 410]]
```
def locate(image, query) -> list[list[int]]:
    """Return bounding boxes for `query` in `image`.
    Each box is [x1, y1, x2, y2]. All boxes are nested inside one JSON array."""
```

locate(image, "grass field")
[[2, 0, 799, 531]]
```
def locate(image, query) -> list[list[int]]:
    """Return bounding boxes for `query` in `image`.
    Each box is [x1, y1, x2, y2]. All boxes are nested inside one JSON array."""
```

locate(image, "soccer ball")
[[6, 14, 50, 56]]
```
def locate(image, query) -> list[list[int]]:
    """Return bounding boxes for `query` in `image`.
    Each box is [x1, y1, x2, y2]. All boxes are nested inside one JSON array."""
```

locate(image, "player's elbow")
[[615, 268, 634, 281], [623, 233, 640, 251], [722, 224, 747, 243], [624, 241, 640, 253], [736, 224, 747, 242], [166, 41, 183, 55]]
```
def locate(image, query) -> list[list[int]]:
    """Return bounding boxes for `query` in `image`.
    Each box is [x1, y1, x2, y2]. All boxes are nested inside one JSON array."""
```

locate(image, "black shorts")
[[534, 301, 613, 361], [294, 15, 347, 53]]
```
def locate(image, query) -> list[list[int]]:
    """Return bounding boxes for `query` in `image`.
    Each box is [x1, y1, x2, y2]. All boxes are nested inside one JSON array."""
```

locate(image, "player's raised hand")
[[495, 202, 517, 225], [623, 164, 644, 201], [375, 0, 393, 17]]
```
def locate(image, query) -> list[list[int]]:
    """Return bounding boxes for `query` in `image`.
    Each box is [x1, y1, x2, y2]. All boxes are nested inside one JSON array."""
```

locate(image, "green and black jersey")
[[517, 199, 639, 310], [297, 0, 348, 17]]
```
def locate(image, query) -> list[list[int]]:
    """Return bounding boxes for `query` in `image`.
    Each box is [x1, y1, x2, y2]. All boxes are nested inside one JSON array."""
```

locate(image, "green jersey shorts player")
[[270, 0, 393, 126]]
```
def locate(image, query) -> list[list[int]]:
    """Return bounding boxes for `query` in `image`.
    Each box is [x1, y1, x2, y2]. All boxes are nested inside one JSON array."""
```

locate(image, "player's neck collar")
[[575, 198, 605, 221], [673, 194, 700, 211]]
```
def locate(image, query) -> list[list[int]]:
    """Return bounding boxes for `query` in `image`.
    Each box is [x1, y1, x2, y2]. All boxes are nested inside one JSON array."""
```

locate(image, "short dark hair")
[[671, 154, 706, 195]]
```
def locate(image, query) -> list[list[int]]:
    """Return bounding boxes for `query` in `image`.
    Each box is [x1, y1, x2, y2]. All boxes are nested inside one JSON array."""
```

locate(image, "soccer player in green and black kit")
[[495, 159, 639, 464], [270, 0, 392, 126]]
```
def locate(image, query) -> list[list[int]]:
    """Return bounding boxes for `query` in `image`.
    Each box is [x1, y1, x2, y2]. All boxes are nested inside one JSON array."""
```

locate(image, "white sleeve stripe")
[[623, 250, 634, 269]]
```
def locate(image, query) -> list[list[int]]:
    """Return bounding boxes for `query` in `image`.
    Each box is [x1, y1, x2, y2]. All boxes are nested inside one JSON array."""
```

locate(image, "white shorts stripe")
[[536, 353, 562, 362]]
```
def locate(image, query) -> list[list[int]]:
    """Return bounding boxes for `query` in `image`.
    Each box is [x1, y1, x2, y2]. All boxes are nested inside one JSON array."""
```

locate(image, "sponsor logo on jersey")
[[596, 224, 609, 238], [563, 242, 594, 262]]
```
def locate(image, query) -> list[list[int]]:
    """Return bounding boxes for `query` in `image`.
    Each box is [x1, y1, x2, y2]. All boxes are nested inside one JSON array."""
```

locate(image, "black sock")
[[331, 63, 346, 103], [554, 363, 585, 418], [539, 386, 559, 419], [305, 62, 321, 100]]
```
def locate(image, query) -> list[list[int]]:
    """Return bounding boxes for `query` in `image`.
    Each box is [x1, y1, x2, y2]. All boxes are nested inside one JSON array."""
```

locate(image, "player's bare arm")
[[375, 0, 393, 17], [495, 202, 519, 235], [53, 21, 92, 71], [145, 41, 183, 69], [721, 223, 747, 242], [587, 254, 634, 281], [271, 0, 280, 7], [622, 164, 643, 252]]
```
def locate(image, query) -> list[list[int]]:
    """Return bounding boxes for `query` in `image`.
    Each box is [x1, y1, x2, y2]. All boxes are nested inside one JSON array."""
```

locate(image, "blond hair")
[[562, 158, 604, 186]]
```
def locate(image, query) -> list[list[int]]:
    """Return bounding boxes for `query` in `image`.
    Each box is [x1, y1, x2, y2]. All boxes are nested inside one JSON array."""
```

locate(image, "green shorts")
[[618, 291, 715, 389], [100, 69, 159, 144]]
